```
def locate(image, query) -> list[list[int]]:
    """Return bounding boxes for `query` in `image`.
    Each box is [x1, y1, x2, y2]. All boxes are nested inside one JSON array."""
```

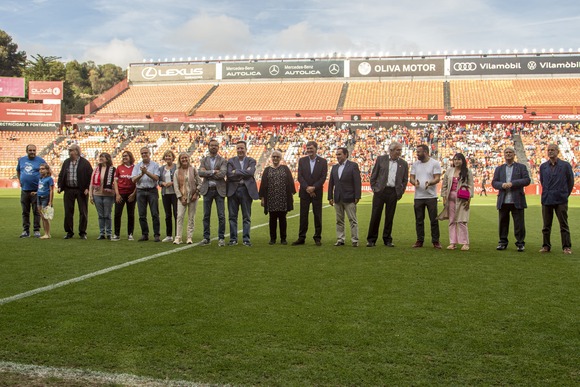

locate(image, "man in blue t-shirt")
[[16, 144, 46, 238]]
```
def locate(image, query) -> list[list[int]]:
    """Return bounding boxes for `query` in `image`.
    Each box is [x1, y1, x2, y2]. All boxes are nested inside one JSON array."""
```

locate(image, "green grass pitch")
[[0, 189, 578, 385]]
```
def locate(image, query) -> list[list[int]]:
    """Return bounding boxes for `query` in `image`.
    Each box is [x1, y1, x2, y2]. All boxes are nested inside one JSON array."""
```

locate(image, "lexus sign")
[[130, 63, 216, 82]]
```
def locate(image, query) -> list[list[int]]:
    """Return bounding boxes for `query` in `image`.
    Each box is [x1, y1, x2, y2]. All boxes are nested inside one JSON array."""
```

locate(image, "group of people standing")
[[17, 139, 575, 254]]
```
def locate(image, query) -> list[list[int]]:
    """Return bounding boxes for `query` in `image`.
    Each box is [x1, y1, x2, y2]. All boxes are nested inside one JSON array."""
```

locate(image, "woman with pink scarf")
[[89, 152, 116, 239]]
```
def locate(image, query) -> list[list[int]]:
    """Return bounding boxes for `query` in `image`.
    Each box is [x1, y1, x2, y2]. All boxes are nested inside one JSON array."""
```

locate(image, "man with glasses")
[[131, 147, 161, 242], [57, 144, 93, 239], [17, 144, 46, 238], [366, 141, 409, 247]]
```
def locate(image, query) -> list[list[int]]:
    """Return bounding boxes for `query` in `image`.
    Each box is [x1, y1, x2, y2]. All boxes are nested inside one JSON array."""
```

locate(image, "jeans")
[[21, 190, 40, 233], [162, 193, 178, 237], [414, 198, 440, 243], [542, 203, 570, 250], [114, 193, 136, 236], [228, 185, 252, 243], [203, 188, 226, 240], [136, 188, 160, 237], [93, 195, 115, 236]]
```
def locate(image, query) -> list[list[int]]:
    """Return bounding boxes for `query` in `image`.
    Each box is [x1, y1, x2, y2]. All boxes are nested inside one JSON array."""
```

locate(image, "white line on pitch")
[[0, 203, 334, 306], [0, 361, 209, 387]]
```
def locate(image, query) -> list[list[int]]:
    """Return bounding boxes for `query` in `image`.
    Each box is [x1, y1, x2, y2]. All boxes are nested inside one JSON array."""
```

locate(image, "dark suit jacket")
[[58, 157, 93, 191], [226, 156, 259, 199], [370, 155, 409, 200], [492, 162, 531, 209], [198, 154, 227, 197], [297, 155, 328, 200], [328, 160, 362, 203]]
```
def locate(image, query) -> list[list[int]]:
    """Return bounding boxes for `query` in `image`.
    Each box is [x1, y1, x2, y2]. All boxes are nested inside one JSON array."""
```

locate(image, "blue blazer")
[[226, 156, 259, 199], [492, 162, 531, 209], [328, 160, 362, 203]]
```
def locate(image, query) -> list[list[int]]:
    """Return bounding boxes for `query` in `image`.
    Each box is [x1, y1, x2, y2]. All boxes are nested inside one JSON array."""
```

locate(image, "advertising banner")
[[222, 60, 344, 80], [450, 56, 580, 76], [0, 77, 25, 98], [350, 59, 444, 77], [129, 63, 216, 82], [28, 81, 64, 100], [0, 102, 61, 122]]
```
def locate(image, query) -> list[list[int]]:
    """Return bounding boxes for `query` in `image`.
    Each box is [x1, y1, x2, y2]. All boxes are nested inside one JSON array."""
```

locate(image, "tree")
[[0, 29, 27, 77]]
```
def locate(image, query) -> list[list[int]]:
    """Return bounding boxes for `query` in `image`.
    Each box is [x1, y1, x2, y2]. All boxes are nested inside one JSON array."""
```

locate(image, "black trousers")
[[161, 193, 178, 237], [298, 196, 322, 241], [114, 193, 136, 236], [414, 198, 440, 243], [542, 203, 570, 250], [367, 187, 398, 244], [498, 204, 525, 247], [63, 188, 89, 237], [269, 211, 288, 241]]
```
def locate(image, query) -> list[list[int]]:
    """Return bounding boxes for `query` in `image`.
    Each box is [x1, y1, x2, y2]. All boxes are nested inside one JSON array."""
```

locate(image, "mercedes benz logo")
[[269, 65, 280, 76], [453, 62, 477, 72], [329, 63, 340, 75], [527, 61, 537, 71]]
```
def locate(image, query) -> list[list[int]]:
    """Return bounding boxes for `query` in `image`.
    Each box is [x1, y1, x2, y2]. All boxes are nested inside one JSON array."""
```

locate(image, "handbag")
[[457, 187, 471, 200]]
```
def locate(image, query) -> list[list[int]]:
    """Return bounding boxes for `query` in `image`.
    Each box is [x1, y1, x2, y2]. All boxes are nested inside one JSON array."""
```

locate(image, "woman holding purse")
[[441, 153, 474, 251], [172, 152, 201, 245]]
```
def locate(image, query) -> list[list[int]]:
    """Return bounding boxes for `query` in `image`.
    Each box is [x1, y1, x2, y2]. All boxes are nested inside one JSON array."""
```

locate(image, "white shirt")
[[411, 158, 441, 199]]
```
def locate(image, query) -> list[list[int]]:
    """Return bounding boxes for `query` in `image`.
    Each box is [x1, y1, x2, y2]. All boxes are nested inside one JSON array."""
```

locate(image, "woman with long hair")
[[440, 153, 474, 251], [89, 152, 116, 239], [173, 152, 201, 244]]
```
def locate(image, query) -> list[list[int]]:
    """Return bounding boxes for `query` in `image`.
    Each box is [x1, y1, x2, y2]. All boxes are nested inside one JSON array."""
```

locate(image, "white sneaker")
[[128, 234, 134, 241], [173, 238, 182, 245], [111, 235, 120, 241], [187, 238, 193, 244], [162, 236, 173, 242], [218, 239, 225, 247]]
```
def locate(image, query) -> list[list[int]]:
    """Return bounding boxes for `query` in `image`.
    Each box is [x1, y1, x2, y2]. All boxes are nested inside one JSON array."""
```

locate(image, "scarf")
[[92, 165, 115, 193]]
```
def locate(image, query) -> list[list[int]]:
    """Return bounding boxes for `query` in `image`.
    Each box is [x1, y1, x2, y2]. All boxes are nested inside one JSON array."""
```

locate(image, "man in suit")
[[199, 139, 228, 247], [539, 143, 574, 254], [57, 144, 93, 239], [366, 141, 409, 247], [226, 141, 259, 246], [328, 147, 362, 247], [293, 141, 328, 246], [492, 146, 531, 252]]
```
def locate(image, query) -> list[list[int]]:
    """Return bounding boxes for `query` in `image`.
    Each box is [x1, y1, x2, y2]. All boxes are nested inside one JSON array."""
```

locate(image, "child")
[[37, 163, 54, 239]]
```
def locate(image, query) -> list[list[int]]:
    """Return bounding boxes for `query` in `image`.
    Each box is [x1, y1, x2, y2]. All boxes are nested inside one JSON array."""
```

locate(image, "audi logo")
[[453, 62, 477, 72]]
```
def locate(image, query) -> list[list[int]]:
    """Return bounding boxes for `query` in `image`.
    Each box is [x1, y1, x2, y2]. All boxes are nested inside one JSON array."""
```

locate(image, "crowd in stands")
[[3, 121, 580, 185]]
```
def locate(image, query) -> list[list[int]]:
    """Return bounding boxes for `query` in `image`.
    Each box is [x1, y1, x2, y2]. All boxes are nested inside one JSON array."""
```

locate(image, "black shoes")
[[385, 242, 395, 247], [292, 239, 305, 246], [496, 245, 507, 250]]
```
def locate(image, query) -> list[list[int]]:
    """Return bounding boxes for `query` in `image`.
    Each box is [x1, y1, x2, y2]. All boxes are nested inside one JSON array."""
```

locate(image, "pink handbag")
[[457, 187, 471, 200]]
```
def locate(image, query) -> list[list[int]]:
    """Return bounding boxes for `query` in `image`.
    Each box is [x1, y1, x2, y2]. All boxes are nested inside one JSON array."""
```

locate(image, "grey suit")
[[367, 155, 409, 245], [199, 154, 228, 240], [227, 156, 259, 243]]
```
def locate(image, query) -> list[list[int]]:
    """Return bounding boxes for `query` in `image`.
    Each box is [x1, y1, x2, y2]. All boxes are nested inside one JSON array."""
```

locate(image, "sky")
[[2, 0, 580, 68]]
